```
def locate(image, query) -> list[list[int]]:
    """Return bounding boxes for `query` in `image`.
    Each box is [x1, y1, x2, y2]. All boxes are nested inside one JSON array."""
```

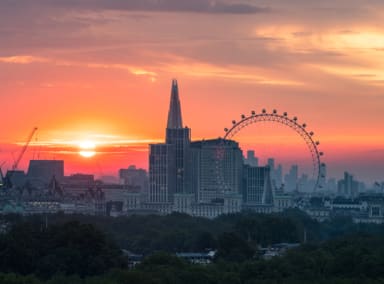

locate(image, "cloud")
[[44, 0, 270, 14], [0, 55, 47, 64], [0, 54, 157, 79]]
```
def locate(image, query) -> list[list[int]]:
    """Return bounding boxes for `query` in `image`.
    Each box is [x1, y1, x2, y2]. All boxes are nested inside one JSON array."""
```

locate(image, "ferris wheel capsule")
[[224, 128, 228, 132], [283, 112, 288, 116], [241, 114, 245, 119], [293, 117, 298, 121], [232, 120, 236, 125], [251, 110, 255, 115], [262, 109, 266, 114], [273, 109, 277, 114]]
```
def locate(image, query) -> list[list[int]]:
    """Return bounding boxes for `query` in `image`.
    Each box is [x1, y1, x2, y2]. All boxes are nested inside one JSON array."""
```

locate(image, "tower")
[[166, 79, 183, 129], [149, 80, 191, 204], [165, 79, 191, 194]]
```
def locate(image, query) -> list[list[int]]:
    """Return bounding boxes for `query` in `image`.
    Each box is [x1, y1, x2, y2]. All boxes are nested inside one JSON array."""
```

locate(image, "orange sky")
[[0, 1, 383, 183]]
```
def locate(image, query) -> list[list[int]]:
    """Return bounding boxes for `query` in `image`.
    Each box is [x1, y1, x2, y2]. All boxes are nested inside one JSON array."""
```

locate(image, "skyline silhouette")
[[0, 1, 383, 183]]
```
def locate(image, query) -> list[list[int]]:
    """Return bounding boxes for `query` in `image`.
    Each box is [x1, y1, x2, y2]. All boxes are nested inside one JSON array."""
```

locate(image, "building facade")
[[190, 138, 243, 203], [243, 165, 274, 205]]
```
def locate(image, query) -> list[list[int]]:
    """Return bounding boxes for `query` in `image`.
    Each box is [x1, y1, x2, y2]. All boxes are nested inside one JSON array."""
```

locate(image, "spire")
[[167, 79, 183, 129]]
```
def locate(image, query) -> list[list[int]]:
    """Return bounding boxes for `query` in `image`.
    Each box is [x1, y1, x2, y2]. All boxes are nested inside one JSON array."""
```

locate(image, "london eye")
[[223, 109, 326, 191]]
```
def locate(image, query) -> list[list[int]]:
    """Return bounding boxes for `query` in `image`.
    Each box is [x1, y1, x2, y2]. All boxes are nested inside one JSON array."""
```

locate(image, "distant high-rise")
[[243, 165, 274, 205], [165, 79, 191, 194], [337, 172, 359, 198], [245, 150, 258, 167], [275, 164, 283, 188], [267, 158, 275, 171], [166, 79, 183, 129], [190, 138, 243, 203], [149, 80, 191, 203], [284, 165, 298, 191], [149, 144, 175, 203]]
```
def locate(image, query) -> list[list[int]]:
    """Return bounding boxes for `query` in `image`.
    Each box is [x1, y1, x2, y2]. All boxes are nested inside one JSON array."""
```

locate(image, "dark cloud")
[[1, 0, 269, 14], [64, 0, 270, 14]]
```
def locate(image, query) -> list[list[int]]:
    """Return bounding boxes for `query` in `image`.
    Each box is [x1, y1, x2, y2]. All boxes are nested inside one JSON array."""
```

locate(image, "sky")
[[0, 0, 383, 183]]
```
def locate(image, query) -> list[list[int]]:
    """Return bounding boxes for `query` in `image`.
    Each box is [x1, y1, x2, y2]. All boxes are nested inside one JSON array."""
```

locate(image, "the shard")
[[166, 79, 183, 129]]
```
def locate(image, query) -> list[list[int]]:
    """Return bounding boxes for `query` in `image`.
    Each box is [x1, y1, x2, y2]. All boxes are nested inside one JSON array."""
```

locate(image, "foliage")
[[1, 211, 384, 282], [0, 221, 126, 278]]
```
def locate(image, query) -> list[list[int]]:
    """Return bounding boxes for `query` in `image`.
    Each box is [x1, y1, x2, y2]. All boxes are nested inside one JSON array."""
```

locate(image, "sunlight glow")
[[78, 140, 96, 158]]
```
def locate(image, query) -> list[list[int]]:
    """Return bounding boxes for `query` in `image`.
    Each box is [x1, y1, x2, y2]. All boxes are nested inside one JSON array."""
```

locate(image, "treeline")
[[2, 234, 384, 283], [2, 209, 384, 254], [1, 210, 308, 254], [0, 221, 127, 278], [1, 212, 384, 282]]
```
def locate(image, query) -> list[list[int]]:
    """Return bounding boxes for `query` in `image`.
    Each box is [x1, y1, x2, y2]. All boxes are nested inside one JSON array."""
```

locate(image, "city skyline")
[[0, 1, 383, 182]]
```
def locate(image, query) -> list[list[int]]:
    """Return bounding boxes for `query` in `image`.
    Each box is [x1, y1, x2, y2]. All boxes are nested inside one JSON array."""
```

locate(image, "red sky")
[[0, 1, 383, 183]]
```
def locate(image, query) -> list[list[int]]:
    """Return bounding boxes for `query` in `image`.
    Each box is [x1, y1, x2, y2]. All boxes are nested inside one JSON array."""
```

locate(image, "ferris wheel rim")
[[223, 109, 325, 191]]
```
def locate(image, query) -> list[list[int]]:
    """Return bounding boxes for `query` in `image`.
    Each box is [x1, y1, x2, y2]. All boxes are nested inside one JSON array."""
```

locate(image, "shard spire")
[[166, 79, 183, 129]]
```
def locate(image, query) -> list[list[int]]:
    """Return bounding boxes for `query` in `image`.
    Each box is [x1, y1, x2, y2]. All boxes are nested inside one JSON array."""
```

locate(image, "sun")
[[78, 140, 96, 158]]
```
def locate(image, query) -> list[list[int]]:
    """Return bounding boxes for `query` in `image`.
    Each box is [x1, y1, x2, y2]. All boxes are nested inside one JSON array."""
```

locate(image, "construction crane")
[[11, 127, 38, 171], [2, 127, 38, 189]]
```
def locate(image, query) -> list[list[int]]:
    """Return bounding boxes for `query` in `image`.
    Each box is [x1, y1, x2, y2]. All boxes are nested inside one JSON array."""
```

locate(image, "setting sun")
[[78, 141, 96, 158]]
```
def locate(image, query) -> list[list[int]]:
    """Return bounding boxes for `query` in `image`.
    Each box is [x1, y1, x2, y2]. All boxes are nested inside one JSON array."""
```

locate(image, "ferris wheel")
[[223, 109, 326, 191]]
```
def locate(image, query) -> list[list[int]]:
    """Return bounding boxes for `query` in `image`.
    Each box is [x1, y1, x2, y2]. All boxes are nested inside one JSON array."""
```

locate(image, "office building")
[[190, 138, 243, 203], [337, 172, 359, 198], [119, 165, 148, 193], [245, 150, 258, 167], [243, 165, 274, 205]]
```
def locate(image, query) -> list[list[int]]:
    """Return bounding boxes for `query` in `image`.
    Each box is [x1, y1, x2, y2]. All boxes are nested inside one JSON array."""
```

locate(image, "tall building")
[[243, 165, 274, 205], [245, 150, 258, 167], [284, 165, 298, 191], [190, 138, 243, 203], [165, 79, 191, 194], [275, 164, 283, 188], [337, 172, 359, 198], [149, 80, 191, 203], [267, 158, 275, 171], [149, 139, 175, 203], [267, 158, 276, 188]]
